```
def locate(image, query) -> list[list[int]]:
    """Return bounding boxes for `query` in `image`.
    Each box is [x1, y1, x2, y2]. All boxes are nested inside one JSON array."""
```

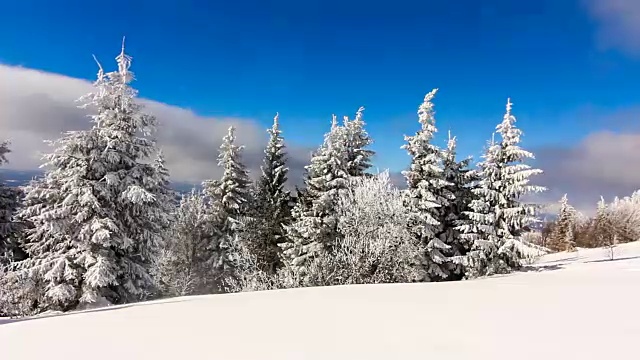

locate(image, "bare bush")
[[518, 231, 549, 265]]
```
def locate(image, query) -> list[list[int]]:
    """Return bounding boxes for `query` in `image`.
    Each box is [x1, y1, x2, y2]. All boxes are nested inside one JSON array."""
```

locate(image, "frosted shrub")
[[295, 172, 425, 287], [0, 263, 41, 317], [227, 172, 424, 292], [153, 190, 219, 297], [607, 191, 640, 244]]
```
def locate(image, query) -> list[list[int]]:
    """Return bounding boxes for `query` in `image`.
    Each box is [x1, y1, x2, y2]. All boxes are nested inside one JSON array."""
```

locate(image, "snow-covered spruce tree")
[[401, 88, 455, 282], [281, 115, 350, 280], [150, 150, 178, 213], [239, 114, 291, 274], [547, 194, 576, 252], [591, 197, 620, 259], [438, 133, 479, 280], [154, 190, 219, 297], [593, 197, 612, 248], [342, 107, 375, 177], [459, 99, 546, 278], [202, 126, 251, 291], [203, 126, 251, 221], [15, 44, 170, 311], [0, 141, 24, 263]]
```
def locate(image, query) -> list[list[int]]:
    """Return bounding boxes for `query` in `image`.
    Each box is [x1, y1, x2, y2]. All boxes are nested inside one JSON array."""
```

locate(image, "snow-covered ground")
[[2, 243, 639, 360]]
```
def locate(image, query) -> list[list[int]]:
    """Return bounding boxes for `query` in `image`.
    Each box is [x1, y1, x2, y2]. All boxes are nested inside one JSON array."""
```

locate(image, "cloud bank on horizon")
[[0, 63, 314, 188]]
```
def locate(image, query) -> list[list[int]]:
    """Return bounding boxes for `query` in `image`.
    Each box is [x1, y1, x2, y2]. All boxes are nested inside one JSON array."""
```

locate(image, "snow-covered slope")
[[2, 243, 639, 360]]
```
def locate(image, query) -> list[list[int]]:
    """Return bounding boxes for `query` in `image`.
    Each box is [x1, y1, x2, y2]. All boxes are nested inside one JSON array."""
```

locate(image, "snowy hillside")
[[2, 242, 639, 360]]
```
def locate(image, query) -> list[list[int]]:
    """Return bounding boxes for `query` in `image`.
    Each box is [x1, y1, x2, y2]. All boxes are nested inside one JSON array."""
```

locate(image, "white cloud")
[[0, 64, 313, 185], [584, 0, 640, 55], [535, 130, 640, 215]]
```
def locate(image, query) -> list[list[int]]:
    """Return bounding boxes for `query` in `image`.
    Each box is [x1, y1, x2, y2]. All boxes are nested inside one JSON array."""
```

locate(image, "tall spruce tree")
[[0, 141, 24, 263], [202, 126, 251, 290], [240, 113, 291, 274], [401, 89, 455, 281], [342, 107, 375, 177], [459, 99, 545, 277], [439, 133, 479, 280], [281, 115, 350, 278], [15, 43, 170, 310]]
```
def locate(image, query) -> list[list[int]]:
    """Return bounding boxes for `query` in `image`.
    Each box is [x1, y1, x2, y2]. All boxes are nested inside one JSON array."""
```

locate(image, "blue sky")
[[0, 0, 638, 174]]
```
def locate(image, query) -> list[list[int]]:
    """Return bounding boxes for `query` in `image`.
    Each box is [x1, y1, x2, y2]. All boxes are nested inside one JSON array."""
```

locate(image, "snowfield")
[[2, 242, 639, 360]]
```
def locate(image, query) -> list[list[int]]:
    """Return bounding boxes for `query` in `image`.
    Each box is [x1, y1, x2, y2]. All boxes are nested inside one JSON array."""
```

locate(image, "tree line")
[[1, 44, 548, 317], [540, 193, 640, 256]]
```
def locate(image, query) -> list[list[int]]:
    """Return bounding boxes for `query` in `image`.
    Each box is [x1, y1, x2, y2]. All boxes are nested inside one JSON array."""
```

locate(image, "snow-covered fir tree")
[[459, 99, 546, 278], [0, 141, 24, 263], [401, 88, 455, 281], [15, 43, 171, 311], [202, 126, 251, 290], [151, 150, 178, 209], [203, 126, 251, 221], [547, 194, 576, 252], [240, 114, 291, 274], [593, 196, 612, 248], [342, 107, 375, 177], [438, 133, 479, 280], [281, 115, 350, 279], [154, 190, 218, 296]]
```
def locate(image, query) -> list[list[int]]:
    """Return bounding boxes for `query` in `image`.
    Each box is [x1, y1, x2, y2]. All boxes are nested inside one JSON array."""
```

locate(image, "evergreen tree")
[[547, 194, 576, 252], [459, 99, 545, 277], [439, 133, 479, 280], [401, 89, 454, 281], [202, 126, 251, 290], [0, 141, 24, 263], [281, 115, 350, 278], [15, 44, 170, 310], [203, 126, 251, 221], [593, 197, 612, 248], [342, 107, 375, 177], [241, 114, 291, 274]]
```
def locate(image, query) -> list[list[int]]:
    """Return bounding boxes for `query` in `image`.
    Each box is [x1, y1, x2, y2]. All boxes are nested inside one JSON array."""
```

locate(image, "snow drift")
[[1, 242, 639, 360]]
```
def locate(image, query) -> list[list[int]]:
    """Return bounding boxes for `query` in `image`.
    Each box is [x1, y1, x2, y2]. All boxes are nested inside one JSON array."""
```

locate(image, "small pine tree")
[[401, 89, 454, 281], [593, 197, 611, 247], [281, 115, 350, 279], [342, 107, 375, 177], [16, 43, 169, 310], [459, 99, 546, 277], [240, 114, 292, 274], [547, 194, 577, 252], [202, 126, 251, 291]]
